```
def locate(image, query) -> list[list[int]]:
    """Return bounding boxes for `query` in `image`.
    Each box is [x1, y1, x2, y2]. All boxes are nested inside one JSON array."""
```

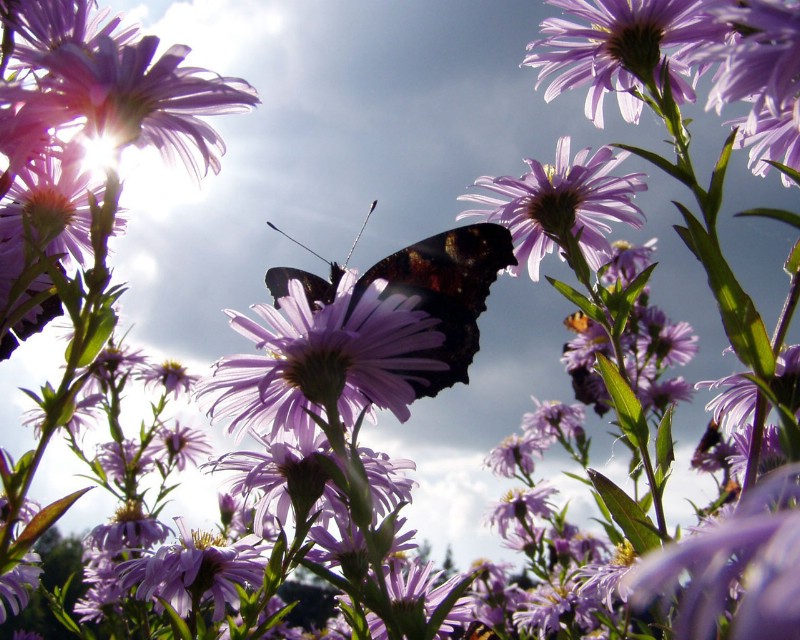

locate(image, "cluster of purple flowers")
[[0, 0, 257, 358], [523, 0, 800, 186]]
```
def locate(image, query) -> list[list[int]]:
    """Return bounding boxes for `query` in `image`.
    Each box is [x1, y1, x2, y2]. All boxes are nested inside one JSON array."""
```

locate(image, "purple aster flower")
[[95, 439, 156, 484], [309, 511, 417, 578], [599, 238, 657, 288], [86, 342, 148, 390], [484, 432, 548, 478], [624, 464, 800, 640], [728, 422, 787, 480], [139, 359, 199, 399], [0, 553, 42, 624], [74, 550, 123, 622], [521, 397, 585, 441], [208, 429, 335, 529], [85, 500, 171, 553], [731, 105, 800, 187], [37, 35, 259, 179], [197, 273, 447, 441], [705, 1, 800, 121], [365, 559, 472, 640], [157, 421, 212, 471], [458, 137, 646, 281], [22, 390, 103, 439], [501, 522, 546, 555], [487, 485, 558, 538], [698, 344, 800, 433], [0, 144, 121, 269], [638, 376, 694, 412], [523, 0, 726, 128], [513, 577, 601, 639], [0, 0, 140, 67], [218, 492, 250, 538], [576, 539, 637, 609], [118, 517, 267, 622], [637, 307, 698, 367]]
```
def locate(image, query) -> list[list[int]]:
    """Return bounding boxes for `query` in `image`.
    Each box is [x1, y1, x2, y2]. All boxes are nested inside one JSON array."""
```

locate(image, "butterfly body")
[[265, 222, 516, 399]]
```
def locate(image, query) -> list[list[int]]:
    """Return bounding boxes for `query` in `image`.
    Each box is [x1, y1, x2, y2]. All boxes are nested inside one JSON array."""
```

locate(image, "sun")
[[80, 134, 121, 175]]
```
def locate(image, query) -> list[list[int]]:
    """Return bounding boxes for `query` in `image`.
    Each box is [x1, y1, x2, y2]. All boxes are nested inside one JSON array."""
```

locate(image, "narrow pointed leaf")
[[736, 207, 800, 233], [157, 597, 193, 640], [596, 354, 649, 448], [424, 572, 476, 640], [11, 487, 93, 559], [74, 306, 117, 367], [587, 469, 661, 554], [765, 160, 800, 187], [706, 129, 737, 226], [614, 143, 693, 187], [678, 207, 775, 378], [612, 263, 657, 337], [545, 276, 604, 323], [655, 406, 675, 488]]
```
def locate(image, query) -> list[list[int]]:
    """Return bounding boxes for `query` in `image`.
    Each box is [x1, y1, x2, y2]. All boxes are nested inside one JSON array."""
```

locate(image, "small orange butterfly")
[[563, 310, 591, 334]]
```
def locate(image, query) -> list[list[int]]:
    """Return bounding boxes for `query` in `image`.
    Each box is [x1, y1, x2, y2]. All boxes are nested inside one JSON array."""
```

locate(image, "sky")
[[2, 0, 799, 571]]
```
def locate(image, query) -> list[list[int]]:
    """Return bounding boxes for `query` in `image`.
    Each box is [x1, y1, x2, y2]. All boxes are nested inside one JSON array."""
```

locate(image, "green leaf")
[[423, 572, 476, 640], [545, 277, 604, 323], [705, 128, 737, 227], [677, 207, 775, 378], [736, 207, 800, 233], [595, 354, 649, 449], [157, 597, 193, 640], [786, 240, 800, 276], [7, 487, 93, 566], [614, 143, 693, 188], [251, 601, 299, 638], [655, 406, 675, 481], [765, 159, 800, 187], [74, 306, 117, 367], [612, 263, 657, 337], [587, 469, 661, 554], [673, 224, 699, 261]]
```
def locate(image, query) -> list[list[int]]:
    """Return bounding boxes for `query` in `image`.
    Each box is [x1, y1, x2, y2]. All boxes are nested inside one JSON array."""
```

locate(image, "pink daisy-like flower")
[[364, 559, 472, 640], [118, 517, 266, 622], [157, 421, 212, 471], [458, 137, 646, 281], [139, 359, 199, 399], [732, 105, 800, 188], [484, 432, 548, 478], [1, 0, 140, 67], [705, 0, 800, 120], [0, 144, 121, 269], [521, 397, 585, 441], [37, 35, 259, 179], [197, 272, 447, 441], [698, 344, 800, 433], [85, 500, 171, 554], [487, 485, 558, 539], [0, 553, 42, 624], [523, 0, 727, 128]]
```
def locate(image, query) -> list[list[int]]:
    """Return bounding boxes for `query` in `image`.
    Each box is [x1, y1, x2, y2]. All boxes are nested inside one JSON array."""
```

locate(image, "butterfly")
[[462, 622, 501, 640], [563, 310, 591, 334], [265, 222, 517, 399]]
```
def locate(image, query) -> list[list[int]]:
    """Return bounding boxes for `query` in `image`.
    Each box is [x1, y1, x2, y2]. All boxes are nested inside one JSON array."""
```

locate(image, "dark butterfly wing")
[[354, 222, 516, 399], [265, 266, 336, 309], [265, 222, 516, 400]]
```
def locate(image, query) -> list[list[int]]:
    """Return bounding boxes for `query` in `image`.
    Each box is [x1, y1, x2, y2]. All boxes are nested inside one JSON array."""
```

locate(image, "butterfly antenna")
[[343, 200, 378, 269], [267, 221, 330, 266]]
